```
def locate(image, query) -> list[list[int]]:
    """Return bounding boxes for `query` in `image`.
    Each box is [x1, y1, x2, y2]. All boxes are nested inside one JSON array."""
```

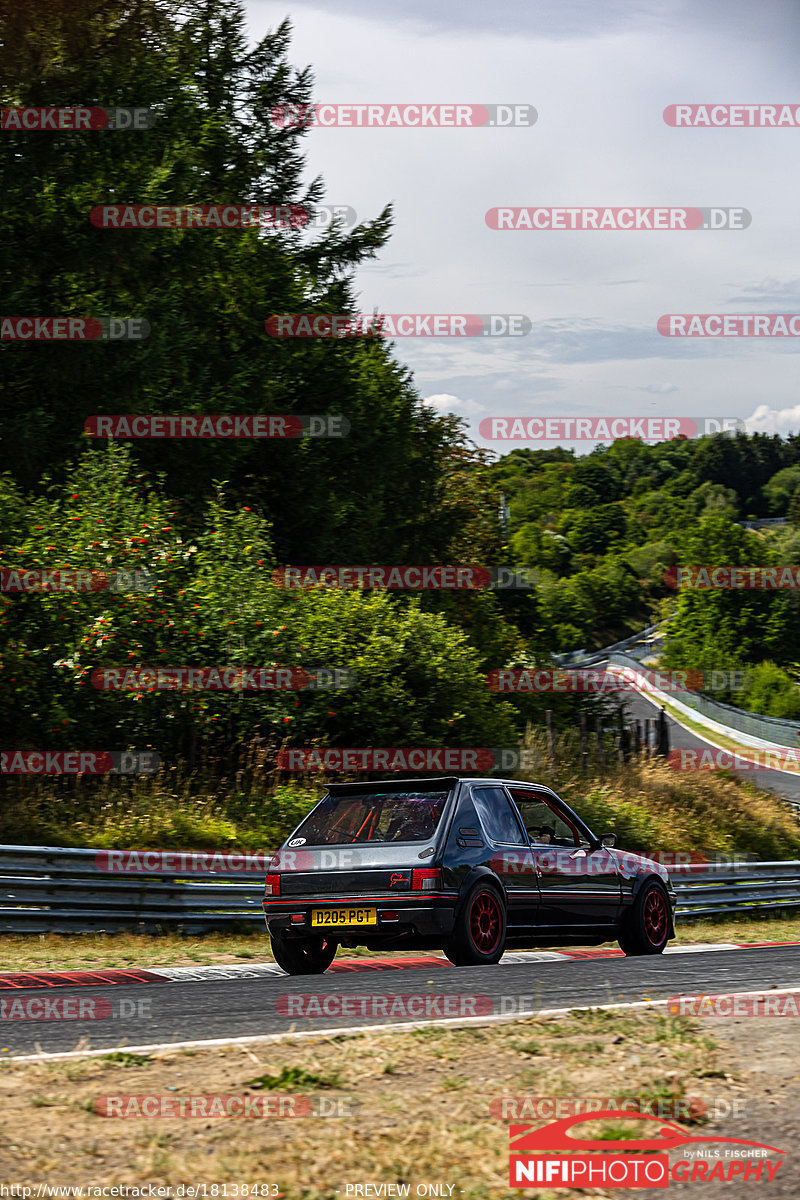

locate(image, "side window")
[[472, 787, 526, 845], [509, 790, 582, 847]]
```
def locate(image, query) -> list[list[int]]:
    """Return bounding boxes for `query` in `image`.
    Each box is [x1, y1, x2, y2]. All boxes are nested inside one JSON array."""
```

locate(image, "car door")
[[506, 786, 621, 928], [470, 785, 540, 929]]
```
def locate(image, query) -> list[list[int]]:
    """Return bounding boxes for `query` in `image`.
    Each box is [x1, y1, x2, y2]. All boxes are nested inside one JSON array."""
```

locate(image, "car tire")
[[618, 880, 670, 956], [443, 882, 506, 966], [270, 933, 337, 975]]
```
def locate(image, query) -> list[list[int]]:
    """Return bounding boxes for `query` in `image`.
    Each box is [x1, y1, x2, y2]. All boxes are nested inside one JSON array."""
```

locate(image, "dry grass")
[[0, 1009, 724, 1197], [0, 931, 441, 973], [520, 733, 800, 861], [3, 729, 800, 863], [0, 776, 321, 851], [674, 913, 800, 944]]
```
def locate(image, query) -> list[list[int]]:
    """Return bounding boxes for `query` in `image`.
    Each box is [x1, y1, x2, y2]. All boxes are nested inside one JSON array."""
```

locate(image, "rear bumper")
[[263, 895, 456, 940]]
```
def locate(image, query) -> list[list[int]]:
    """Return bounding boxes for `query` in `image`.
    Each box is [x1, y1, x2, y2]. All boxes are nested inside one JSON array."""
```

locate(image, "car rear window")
[[290, 791, 450, 845]]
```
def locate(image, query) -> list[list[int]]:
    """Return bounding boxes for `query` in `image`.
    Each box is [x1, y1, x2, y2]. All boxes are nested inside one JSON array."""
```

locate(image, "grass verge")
[[3, 748, 800, 863], [0, 1009, 724, 1196]]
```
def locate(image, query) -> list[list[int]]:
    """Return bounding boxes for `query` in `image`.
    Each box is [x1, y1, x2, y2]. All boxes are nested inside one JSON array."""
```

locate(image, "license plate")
[[311, 907, 377, 927]]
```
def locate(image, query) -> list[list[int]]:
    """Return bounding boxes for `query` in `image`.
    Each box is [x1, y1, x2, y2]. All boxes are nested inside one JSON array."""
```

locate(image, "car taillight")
[[411, 868, 441, 891], [264, 873, 281, 896]]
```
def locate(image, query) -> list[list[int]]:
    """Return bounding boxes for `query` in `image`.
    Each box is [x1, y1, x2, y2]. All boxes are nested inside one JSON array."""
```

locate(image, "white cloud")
[[423, 393, 485, 416], [246, 1, 800, 448], [744, 405, 800, 436]]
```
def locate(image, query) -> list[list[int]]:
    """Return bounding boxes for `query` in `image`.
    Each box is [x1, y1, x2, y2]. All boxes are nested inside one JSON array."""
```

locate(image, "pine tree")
[[0, 2, 461, 562]]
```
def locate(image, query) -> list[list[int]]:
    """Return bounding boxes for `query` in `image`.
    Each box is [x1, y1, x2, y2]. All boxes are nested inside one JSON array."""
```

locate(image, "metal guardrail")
[[608, 650, 800, 749], [554, 623, 665, 668], [0, 846, 798, 933], [672, 860, 800, 920], [0, 845, 266, 933]]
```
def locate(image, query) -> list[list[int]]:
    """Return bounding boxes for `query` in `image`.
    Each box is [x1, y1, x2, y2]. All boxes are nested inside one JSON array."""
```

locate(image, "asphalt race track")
[[2, 945, 800, 1058], [617, 687, 800, 801]]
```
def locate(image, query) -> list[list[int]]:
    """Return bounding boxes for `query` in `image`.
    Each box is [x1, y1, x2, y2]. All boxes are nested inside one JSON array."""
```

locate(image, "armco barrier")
[[554, 623, 664, 668], [0, 845, 265, 933], [607, 650, 800, 749], [0, 846, 797, 933]]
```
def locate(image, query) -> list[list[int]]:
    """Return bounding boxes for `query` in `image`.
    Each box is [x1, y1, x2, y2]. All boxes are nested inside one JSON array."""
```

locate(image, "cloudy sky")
[[247, 0, 800, 454]]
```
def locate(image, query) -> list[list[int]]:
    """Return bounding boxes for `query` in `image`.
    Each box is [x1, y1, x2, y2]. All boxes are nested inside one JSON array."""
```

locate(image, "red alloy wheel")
[[469, 890, 502, 955], [643, 887, 668, 945]]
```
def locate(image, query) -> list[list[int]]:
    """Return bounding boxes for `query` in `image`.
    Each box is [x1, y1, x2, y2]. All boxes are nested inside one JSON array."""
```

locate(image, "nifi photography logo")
[[509, 1111, 784, 1188]]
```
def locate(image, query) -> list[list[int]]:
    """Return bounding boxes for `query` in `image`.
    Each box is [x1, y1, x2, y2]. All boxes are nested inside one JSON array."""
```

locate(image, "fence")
[[0, 845, 797, 933]]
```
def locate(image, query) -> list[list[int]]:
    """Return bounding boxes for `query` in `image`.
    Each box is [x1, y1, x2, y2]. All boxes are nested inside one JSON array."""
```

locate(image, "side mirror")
[[600, 833, 617, 848]]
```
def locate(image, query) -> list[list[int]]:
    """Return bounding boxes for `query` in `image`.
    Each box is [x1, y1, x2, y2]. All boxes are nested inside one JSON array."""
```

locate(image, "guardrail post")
[[579, 713, 588, 776], [657, 707, 670, 757], [595, 717, 604, 770], [546, 709, 557, 775], [618, 711, 630, 763]]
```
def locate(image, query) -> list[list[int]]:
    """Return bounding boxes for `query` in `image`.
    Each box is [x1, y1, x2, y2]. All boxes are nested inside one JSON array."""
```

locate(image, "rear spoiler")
[[326, 776, 462, 795]]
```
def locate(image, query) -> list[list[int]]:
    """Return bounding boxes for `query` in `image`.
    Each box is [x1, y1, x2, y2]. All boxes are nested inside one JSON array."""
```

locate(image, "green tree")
[[764, 468, 800, 515], [0, 1, 464, 566], [0, 445, 518, 756], [739, 662, 800, 719], [563, 503, 627, 556], [788, 487, 800, 528]]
